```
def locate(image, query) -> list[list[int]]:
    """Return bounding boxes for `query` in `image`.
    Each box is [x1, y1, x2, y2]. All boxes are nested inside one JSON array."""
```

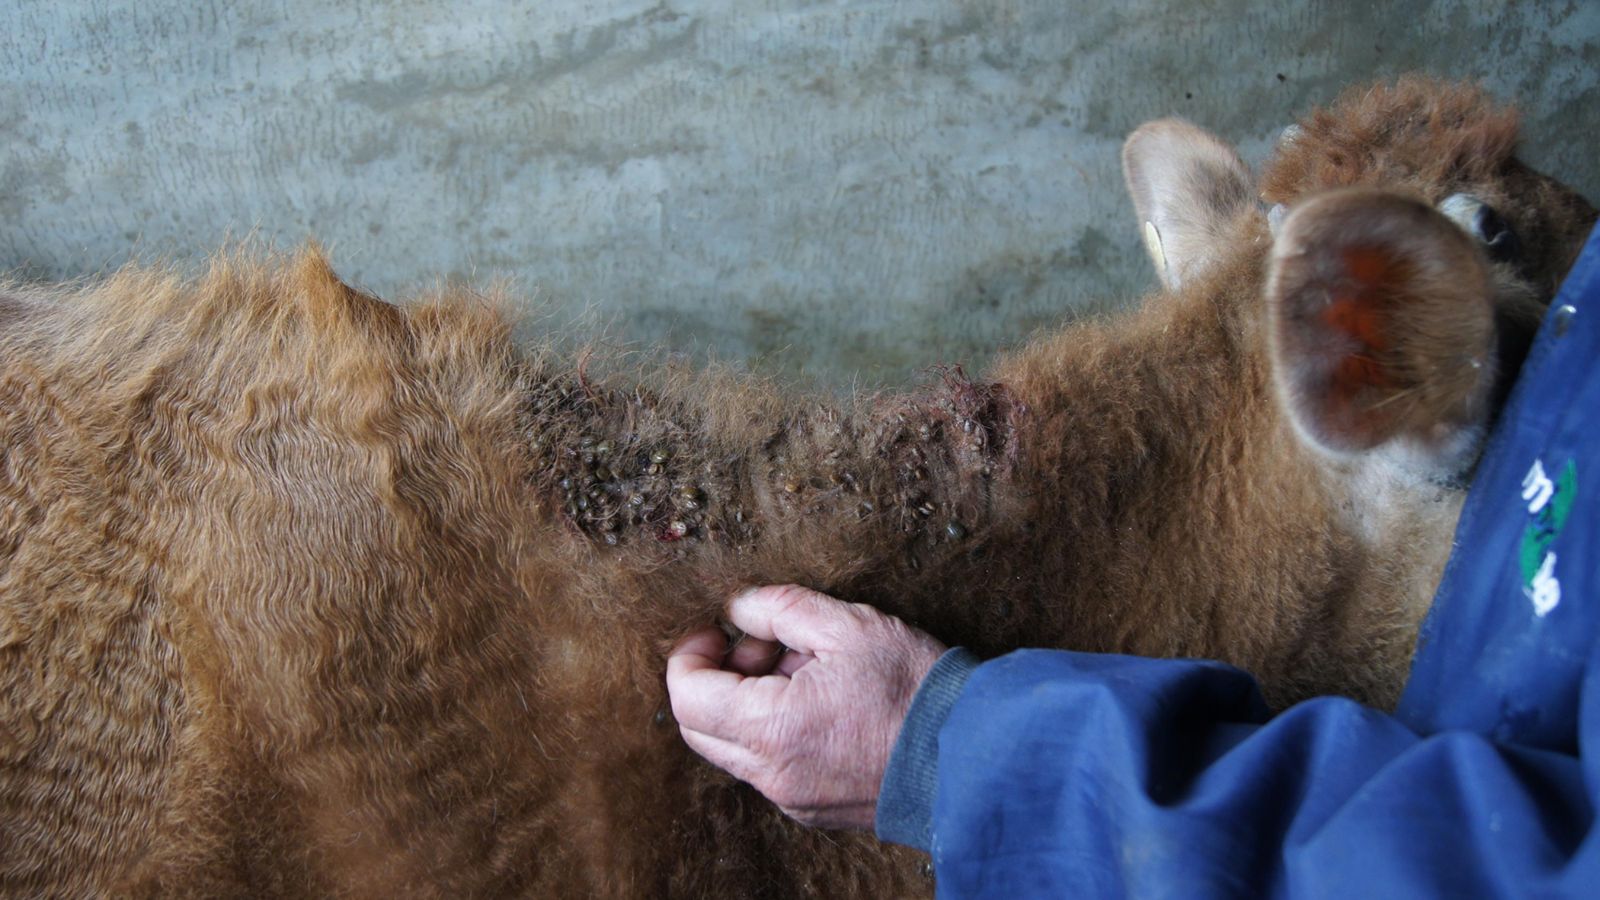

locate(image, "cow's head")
[[1123, 78, 1595, 488]]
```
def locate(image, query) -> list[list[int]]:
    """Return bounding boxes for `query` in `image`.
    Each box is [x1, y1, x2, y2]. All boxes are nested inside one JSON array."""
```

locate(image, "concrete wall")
[[3, 1, 1596, 387]]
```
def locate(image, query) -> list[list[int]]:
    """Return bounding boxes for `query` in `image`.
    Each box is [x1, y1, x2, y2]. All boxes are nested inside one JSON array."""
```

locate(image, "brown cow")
[[0, 78, 1593, 897]]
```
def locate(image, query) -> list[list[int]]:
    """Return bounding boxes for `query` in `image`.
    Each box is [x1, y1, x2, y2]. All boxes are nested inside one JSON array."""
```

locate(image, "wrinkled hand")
[[666, 585, 946, 830]]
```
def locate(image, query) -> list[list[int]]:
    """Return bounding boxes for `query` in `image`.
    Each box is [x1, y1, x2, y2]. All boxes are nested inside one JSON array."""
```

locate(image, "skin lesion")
[[524, 375, 738, 548], [525, 361, 1024, 574]]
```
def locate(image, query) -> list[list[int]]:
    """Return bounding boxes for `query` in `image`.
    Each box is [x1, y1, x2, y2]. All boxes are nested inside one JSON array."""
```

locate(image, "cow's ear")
[[1122, 119, 1254, 291], [1268, 189, 1498, 465]]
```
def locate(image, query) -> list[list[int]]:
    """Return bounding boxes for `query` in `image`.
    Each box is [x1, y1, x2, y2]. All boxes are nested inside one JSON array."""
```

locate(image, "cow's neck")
[[973, 245, 1379, 701], [514, 241, 1387, 703]]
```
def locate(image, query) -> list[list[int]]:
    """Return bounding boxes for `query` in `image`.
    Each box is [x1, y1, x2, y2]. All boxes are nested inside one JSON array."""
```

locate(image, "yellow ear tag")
[[1143, 220, 1168, 278]]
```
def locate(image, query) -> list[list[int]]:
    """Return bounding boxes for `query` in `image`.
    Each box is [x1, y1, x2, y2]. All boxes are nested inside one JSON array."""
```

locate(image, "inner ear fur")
[[1267, 189, 1497, 457], [1122, 118, 1255, 291]]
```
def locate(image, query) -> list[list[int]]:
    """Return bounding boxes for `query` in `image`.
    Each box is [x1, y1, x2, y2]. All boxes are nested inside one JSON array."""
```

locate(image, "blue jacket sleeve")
[[878, 646, 1598, 898]]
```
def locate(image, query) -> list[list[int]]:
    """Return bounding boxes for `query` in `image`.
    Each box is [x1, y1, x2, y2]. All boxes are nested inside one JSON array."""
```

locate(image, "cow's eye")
[[1474, 205, 1520, 263], [1440, 193, 1521, 264]]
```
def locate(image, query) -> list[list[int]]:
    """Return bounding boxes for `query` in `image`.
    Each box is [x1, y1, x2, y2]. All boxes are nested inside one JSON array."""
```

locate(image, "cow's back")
[[0, 253, 571, 895], [0, 272, 208, 893]]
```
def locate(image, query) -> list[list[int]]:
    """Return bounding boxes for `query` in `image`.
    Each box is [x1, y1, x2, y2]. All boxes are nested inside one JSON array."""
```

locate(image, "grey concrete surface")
[[3, 1, 1597, 387]]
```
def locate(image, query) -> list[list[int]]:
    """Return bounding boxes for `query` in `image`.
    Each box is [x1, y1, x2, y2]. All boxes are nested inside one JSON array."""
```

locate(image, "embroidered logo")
[[1519, 458, 1576, 617]]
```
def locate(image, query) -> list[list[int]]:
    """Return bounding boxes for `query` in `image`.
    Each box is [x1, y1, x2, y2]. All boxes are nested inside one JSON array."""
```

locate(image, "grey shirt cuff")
[[874, 647, 982, 851]]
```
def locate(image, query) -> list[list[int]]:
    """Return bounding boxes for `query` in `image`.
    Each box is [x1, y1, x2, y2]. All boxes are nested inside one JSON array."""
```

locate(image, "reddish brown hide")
[[0, 77, 1593, 898]]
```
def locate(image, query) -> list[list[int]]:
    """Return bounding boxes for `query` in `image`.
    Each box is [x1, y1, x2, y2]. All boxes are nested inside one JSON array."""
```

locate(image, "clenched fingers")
[[667, 628, 792, 739]]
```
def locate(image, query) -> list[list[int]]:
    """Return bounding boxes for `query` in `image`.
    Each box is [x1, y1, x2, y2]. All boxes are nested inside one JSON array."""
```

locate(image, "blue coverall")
[[876, 223, 1600, 897]]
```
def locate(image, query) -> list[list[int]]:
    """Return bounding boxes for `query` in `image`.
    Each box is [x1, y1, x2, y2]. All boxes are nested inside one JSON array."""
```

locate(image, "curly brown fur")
[[1, 79, 1594, 897], [1263, 76, 1595, 301]]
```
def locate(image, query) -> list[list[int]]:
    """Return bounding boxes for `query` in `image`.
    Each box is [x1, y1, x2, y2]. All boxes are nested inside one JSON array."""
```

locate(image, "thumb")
[[727, 585, 864, 655]]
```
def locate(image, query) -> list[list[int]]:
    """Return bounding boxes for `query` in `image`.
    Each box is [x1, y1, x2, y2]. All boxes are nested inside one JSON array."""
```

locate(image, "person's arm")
[[883, 646, 1598, 898], [668, 585, 1600, 897]]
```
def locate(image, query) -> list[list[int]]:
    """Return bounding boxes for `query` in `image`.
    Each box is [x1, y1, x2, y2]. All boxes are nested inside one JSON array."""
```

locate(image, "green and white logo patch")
[[1520, 458, 1577, 617]]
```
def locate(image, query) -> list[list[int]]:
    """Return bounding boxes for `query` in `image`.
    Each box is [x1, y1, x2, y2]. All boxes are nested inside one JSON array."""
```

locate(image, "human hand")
[[666, 585, 947, 830]]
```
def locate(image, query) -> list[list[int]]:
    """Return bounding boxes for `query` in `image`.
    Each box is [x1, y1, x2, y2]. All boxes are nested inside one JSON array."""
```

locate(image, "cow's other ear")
[[1122, 118, 1255, 291], [1268, 189, 1498, 468]]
